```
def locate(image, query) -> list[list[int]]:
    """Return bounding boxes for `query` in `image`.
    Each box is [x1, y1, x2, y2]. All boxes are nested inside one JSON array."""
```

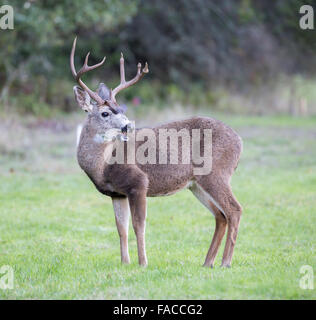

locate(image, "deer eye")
[[101, 112, 109, 118]]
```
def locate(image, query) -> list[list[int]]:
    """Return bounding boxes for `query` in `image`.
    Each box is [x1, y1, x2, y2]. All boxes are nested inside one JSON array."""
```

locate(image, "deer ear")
[[97, 83, 110, 101], [73, 86, 93, 112]]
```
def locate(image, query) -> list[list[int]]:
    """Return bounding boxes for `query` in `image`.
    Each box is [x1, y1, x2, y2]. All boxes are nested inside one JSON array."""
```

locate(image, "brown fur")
[[77, 115, 243, 267]]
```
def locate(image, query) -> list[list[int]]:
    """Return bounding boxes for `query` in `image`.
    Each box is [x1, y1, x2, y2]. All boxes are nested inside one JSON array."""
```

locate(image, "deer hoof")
[[220, 264, 231, 268], [202, 263, 214, 268], [139, 263, 148, 268]]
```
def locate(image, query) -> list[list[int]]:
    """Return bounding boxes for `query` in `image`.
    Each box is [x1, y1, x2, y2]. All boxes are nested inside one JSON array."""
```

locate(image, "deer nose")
[[121, 125, 128, 133], [121, 122, 134, 133]]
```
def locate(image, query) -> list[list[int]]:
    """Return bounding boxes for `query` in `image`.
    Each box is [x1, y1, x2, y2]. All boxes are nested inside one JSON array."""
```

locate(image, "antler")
[[110, 53, 149, 103], [70, 37, 106, 105]]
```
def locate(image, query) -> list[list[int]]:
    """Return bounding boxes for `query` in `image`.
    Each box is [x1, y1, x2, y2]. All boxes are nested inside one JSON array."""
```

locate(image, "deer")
[[70, 37, 243, 268]]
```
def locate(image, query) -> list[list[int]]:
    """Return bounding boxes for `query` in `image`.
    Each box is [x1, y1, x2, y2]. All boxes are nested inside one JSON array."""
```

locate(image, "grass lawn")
[[0, 113, 315, 299]]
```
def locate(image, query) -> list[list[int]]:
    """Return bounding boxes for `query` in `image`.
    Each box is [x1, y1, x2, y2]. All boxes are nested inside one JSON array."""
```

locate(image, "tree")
[[0, 0, 139, 104]]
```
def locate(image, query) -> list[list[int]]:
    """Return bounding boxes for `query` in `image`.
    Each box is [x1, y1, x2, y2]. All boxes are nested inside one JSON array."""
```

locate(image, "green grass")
[[0, 114, 315, 299]]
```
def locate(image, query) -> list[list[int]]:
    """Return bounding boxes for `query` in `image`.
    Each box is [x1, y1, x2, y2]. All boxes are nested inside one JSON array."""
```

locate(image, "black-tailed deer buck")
[[70, 38, 243, 268]]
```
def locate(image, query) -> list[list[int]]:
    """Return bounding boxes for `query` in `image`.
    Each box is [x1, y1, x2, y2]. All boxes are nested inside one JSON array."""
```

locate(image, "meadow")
[[0, 111, 315, 299]]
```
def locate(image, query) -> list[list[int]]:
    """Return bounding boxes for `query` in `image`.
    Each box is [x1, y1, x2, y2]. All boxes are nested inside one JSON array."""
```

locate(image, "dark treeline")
[[1, 0, 316, 113]]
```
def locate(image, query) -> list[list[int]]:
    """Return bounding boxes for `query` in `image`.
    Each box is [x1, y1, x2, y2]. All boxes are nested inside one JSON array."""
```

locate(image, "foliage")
[[0, 0, 139, 105], [1, 0, 316, 113], [124, 0, 316, 85]]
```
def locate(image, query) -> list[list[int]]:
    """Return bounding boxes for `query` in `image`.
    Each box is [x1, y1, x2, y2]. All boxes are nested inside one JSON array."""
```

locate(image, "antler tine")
[[120, 52, 126, 84], [110, 54, 149, 103], [70, 37, 105, 105], [76, 52, 106, 80]]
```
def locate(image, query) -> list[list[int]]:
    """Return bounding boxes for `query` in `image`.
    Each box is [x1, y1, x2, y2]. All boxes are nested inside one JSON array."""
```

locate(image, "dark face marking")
[[109, 106, 119, 115], [100, 100, 127, 115]]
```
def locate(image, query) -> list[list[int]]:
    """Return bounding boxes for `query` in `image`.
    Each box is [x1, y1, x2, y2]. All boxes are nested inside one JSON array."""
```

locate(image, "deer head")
[[70, 37, 149, 140]]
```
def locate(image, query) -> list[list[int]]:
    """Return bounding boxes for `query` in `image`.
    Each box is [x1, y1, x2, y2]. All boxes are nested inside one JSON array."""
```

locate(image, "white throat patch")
[[94, 130, 129, 144]]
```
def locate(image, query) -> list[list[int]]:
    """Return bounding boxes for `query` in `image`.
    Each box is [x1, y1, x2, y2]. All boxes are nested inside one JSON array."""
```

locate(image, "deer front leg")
[[128, 191, 148, 267], [112, 197, 131, 264]]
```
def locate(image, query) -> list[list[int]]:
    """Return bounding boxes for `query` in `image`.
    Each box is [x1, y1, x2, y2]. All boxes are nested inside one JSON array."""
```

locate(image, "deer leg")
[[128, 191, 148, 266], [221, 205, 242, 268], [204, 212, 227, 267], [190, 183, 227, 267], [112, 197, 130, 264], [195, 177, 242, 268]]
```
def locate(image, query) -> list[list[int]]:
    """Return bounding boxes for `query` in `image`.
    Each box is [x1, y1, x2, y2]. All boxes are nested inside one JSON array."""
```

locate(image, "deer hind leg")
[[190, 183, 227, 268], [112, 197, 131, 264], [195, 176, 242, 268], [221, 199, 242, 268], [128, 191, 148, 267]]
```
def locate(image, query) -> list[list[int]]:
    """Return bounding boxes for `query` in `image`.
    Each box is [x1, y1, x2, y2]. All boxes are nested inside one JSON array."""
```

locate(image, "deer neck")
[[77, 122, 115, 186]]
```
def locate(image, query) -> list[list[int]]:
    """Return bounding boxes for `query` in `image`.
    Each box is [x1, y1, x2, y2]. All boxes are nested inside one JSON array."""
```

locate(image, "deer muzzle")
[[121, 122, 134, 134]]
